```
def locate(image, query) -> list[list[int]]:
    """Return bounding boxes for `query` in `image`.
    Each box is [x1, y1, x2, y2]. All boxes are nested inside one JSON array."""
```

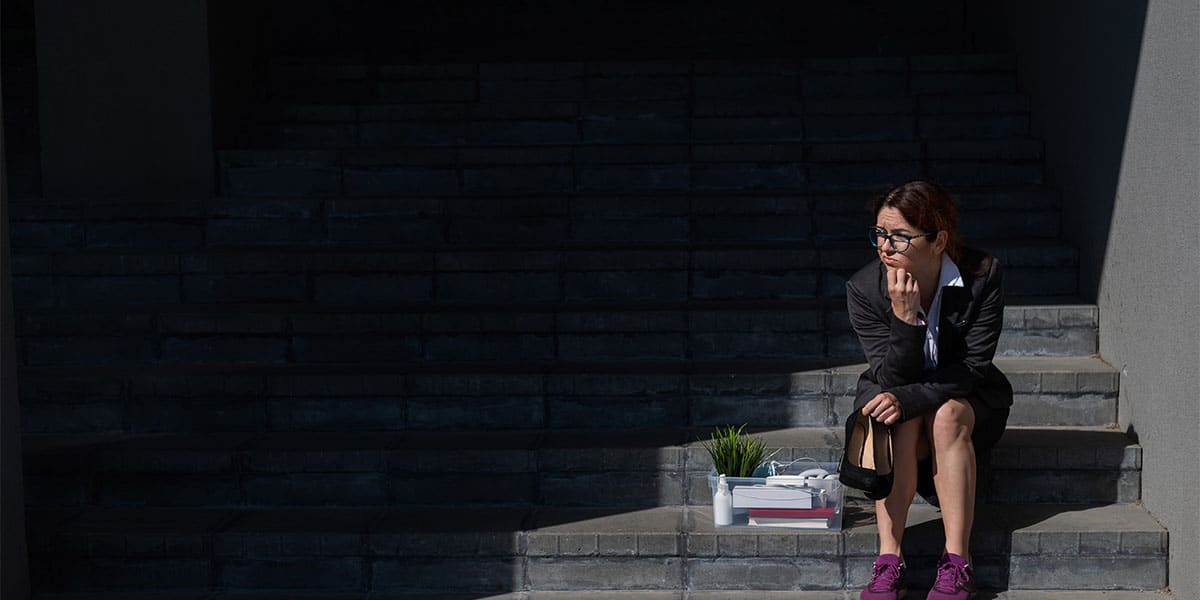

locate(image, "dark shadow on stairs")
[[12, 0, 1158, 596]]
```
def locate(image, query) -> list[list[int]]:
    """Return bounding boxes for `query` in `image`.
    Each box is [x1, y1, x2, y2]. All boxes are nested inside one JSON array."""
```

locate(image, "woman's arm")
[[885, 258, 1006, 420], [846, 273, 928, 388]]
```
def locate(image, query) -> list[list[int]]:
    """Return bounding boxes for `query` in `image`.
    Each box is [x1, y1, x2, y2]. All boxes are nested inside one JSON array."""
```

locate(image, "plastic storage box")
[[706, 460, 844, 530]]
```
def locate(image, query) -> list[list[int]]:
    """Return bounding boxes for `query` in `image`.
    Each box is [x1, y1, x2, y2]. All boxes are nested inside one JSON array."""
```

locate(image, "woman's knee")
[[928, 399, 975, 449]]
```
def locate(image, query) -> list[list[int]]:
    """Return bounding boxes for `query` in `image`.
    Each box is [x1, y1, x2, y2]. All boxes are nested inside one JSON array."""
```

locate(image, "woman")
[[846, 180, 1013, 600]]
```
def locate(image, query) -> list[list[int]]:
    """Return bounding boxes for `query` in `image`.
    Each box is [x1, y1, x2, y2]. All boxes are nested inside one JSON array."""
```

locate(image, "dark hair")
[[871, 180, 963, 263]]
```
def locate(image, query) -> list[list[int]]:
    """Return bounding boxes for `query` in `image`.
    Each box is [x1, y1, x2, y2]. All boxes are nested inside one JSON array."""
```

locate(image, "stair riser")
[[11, 268, 1078, 313], [987, 470, 1141, 504], [7, 186, 1061, 251], [258, 96, 1032, 122], [245, 115, 1032, 148], [25, 473, 1139, 509], [18, 217, 1063, 250], [12, 220, 1065, 255], [19, 394, 1115, 436], [6, 185, 1057, 214], [251, 103, 1030, 118], [218, 161, 1041, 197], [25, 440, 1137, 508], [12, 305, 1097, 361], [8, 210, 1063, 252], [23, 429, 1137, 470], [245, 118, 1036, 144], [31, 558, 213, 593], [262, 73, 1012, 101], [261, 69, 1018, 105], [28, 552, 1166, 593], [10, 326, 1095, 367], [272, 54, 1013, 75]]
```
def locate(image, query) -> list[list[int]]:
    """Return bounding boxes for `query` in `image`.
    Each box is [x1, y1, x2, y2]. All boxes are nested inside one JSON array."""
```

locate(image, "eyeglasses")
[[868, 227, 937, 254]]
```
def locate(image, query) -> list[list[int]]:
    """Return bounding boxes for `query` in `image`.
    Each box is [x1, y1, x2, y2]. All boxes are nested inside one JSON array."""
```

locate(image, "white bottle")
[[713, 474, 733, 526]]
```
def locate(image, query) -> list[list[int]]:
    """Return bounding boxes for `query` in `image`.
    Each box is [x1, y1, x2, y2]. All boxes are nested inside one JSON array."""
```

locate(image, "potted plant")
[[701, 424, 767, 478]]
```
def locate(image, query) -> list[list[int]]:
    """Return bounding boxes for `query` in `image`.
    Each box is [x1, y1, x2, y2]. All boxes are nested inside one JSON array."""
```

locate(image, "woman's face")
[[874, 206, 943, 274]]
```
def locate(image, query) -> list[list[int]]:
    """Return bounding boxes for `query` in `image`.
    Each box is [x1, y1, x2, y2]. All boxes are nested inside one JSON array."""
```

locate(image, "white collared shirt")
[[915, 253, 964, 369]]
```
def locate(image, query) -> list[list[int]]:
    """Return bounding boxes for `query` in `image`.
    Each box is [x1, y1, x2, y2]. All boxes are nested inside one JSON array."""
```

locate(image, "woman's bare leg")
[[876, 415, 928, 557], [926, 398, 977, 559]]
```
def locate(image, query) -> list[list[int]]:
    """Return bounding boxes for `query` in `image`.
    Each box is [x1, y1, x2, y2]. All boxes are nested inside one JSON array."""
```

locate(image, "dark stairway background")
[[7, 1, 1166, 597]]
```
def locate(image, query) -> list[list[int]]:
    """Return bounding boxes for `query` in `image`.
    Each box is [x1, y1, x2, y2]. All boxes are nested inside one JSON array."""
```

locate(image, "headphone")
[[797, 467, 838, 480], [764, 468, 838, 486], [760, 457, 841, 479]]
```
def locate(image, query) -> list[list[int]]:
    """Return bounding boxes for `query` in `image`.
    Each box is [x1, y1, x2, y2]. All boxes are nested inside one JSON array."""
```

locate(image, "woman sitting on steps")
[[845, 180, 1014, 600]]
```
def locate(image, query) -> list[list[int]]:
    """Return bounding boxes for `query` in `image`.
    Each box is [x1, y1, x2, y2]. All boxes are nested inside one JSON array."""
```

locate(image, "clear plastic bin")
[[706, 460, 844, 530]]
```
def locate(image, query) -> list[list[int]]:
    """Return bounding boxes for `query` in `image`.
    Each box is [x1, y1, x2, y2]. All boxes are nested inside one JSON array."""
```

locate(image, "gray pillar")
[[35, 0, 214, 199], [1, 89, 32, 600]]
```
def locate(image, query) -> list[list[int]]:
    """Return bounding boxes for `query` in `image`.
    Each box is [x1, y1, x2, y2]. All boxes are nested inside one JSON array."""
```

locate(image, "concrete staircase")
[[10, 54, 1168, 597]]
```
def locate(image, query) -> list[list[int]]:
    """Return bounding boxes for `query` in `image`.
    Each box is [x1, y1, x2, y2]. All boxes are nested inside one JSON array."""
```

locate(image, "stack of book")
[[747, 507, 836, 529]]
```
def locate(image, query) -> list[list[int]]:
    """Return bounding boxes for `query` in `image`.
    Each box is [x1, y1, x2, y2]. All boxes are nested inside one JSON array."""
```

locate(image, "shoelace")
[[932, 560, 970, 592], [867, 560, 903, 591]]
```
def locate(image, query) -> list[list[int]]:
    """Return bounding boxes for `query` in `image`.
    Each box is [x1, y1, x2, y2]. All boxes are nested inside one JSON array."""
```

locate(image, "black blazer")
[[845, 246, 1013, 421]]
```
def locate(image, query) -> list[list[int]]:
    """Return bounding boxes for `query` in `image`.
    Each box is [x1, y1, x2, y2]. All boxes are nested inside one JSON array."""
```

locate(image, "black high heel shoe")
[[839, 410, 894, 500]]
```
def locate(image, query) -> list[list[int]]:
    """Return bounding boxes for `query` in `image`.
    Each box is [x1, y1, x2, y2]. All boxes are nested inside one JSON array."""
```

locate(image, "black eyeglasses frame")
[[868, 227, 938, 253]]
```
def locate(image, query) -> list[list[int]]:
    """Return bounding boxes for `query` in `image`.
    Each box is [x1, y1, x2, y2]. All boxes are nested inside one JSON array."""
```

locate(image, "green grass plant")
[[701, 424, 767, 478]]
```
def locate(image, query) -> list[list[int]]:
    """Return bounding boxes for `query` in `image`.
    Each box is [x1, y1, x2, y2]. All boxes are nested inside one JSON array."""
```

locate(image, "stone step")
[[11, 302, 1097, 370], [209, 196, 1059, 247], [22, 424, 1137, 510], [9, 239, 1079, 310], [260, 56, 1019, 105], [16, 354, 1116, 434], [259, 94, 1026, 116], [256, 93, 1030, 127], [245, 113, 1033, 148], [217, 147, 1041, 196], [28, 591, 1177, 600], [6, 187, 1062, 253], [266, 54, 1018, 84], [252, 98, 1034, 152], [25, 503, 1167, 593]]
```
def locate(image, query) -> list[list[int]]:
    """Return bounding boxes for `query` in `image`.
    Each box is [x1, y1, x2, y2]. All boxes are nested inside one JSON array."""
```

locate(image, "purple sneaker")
[[860, 553, 907, 600], [926, 552, 977, 600]]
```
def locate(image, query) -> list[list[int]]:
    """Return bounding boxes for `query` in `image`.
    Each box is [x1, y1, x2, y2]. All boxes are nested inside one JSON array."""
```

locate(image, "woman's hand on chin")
[[886, 266, 921, 325], [862, 392, 902, 426]]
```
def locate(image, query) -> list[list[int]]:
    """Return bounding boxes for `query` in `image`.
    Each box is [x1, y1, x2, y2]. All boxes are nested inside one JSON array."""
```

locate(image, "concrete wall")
[[1, 92, 32, 600], [975, 1, 1200, 596], [34, 0, 213, 199]]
